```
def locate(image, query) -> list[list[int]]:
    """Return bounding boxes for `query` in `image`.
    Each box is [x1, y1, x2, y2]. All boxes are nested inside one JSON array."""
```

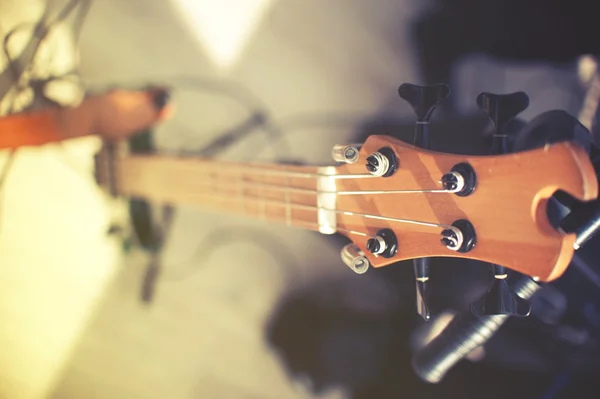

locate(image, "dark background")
[[266, 1, 600, 398]]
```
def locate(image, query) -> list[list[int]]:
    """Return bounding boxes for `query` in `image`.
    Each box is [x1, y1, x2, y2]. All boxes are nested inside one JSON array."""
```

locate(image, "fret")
[[285, 173, 291, 227], [116, 154, 324, 231], [259, 169, 266, 220], [237, 168, 245, 215]]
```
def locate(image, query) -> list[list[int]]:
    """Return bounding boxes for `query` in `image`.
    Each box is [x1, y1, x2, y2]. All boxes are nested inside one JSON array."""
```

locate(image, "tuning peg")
[[399, 83, 451, 122], [477, 91, 529, 154], [470, 276, 531, 317], [399, 83, 450, 148], [398, 82, 449, 321], [477, 91, 529, 134]]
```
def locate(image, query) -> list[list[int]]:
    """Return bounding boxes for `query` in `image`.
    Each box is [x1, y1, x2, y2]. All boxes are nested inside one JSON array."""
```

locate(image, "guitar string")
[[122, 160, 461, 236], [126, 156, 457, 194], [145, 183, 457, 233], [130, 156, 376, 180], [191, 177, 452, 195]]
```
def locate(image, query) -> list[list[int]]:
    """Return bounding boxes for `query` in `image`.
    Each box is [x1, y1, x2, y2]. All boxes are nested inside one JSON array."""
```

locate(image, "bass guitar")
[[92, 83, 598, 295]]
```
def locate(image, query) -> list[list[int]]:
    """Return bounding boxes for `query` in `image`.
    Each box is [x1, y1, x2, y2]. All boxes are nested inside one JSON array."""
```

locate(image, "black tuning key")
[[476, 91, 529, 154], [471, 91, 531, 317], [399, 83, 451, 148], [399, 83, 450, 321]]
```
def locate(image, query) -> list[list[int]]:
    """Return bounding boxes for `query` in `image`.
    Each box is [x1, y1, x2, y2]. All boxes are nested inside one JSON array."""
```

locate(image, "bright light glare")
[[170, 0, 276, 70]]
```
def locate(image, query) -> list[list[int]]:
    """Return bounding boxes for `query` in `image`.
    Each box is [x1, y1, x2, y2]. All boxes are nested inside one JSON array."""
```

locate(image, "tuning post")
[[440, 171, 465, 193], [366, 228, 398, 258], [440, 220, 477, 253], [365, 147, 397, 177], [366, 236, 386, 255], [440, 228, 462, 250], [332, 144, 360, 164], [439, 163, 477, 196], [366, 152, 389, 176], [341, 244, 370, 274]]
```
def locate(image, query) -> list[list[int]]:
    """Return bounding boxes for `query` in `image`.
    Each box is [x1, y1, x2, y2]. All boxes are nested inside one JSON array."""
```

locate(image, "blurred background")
[[2, 0, 600, 398]]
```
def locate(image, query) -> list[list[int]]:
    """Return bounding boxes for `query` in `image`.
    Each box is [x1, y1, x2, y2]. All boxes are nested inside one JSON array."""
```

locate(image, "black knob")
[[470, 278, 531, 317], [477, 91, 529, 155], [399, 83, 450, 149], [399, 83, 451, 122], [477, 91, 529, 135]]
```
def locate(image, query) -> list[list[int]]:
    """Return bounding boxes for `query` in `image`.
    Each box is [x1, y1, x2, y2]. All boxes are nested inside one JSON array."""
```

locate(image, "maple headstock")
[[333, 134, 598, 282]]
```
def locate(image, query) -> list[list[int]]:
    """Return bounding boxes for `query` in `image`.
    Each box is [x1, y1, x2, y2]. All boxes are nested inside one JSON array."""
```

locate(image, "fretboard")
[[116, 154, 330, 232]]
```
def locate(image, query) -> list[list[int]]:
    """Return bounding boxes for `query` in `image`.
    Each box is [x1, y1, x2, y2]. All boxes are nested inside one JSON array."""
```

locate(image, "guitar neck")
[[115, 153, 335, 233]]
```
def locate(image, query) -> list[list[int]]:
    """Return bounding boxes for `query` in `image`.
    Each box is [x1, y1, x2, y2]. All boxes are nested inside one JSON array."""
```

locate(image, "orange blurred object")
[[0, 87, 173, 149]]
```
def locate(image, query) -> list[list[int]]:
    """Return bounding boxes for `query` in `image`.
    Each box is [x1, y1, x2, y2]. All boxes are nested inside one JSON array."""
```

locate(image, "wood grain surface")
[[335, 135, 598, 282]]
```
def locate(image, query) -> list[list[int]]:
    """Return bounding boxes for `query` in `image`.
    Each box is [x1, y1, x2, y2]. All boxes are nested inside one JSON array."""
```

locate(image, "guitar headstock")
[[330, 134, 598, 282]]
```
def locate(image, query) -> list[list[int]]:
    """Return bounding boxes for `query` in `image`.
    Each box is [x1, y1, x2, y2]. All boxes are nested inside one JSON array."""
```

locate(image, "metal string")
[[188, 173, 454, 195], [168, 186, 457, 233]]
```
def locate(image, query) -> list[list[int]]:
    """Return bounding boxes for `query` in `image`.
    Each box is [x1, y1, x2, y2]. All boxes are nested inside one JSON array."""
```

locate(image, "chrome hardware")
[[332, 144, 360, 164], [341, 244, 370, 274]]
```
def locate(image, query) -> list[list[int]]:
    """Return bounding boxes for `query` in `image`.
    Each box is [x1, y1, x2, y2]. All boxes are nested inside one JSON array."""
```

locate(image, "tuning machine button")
[[332, 144, 361, 164], [470, 276, 531, 317], [365, 147, 397, 177], [366, 229, 398, 258], [341, 244, 370, 274], [477, 91, 529, 154], [399, 83, 450, 148]]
